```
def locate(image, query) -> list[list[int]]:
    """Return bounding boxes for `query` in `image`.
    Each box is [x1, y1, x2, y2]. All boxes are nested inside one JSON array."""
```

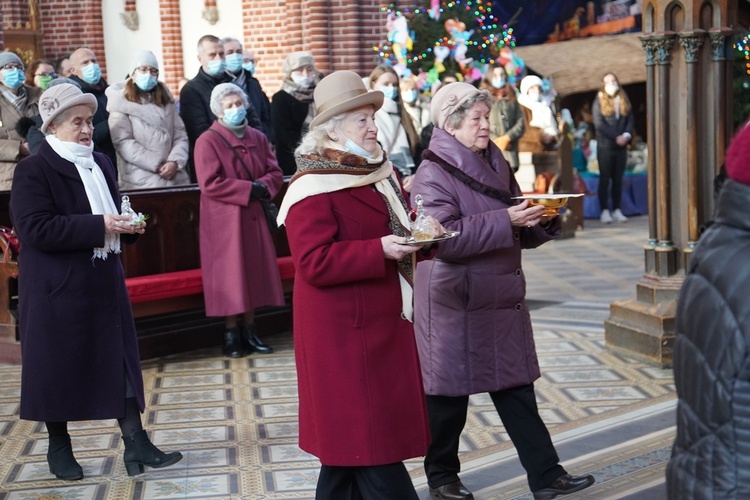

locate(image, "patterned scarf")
[[278, 147, 416, 321], [0, 85, 27, 112], [281, 77, 317, 132]]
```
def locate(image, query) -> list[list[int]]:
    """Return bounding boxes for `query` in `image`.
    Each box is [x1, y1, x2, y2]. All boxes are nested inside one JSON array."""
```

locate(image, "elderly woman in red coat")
[[11, 83, 181, 481], [194, 83, 284, 358], [411, 83, 595, 500], [277, 71, 442, 499]]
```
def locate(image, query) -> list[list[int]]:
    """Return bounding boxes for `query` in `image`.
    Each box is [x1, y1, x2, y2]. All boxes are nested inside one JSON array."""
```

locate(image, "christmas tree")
[[374, 1, 519, 85]]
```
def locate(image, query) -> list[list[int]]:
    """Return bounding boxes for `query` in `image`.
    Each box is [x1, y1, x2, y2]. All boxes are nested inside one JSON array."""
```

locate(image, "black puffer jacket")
[[667, 179, 750, 499]]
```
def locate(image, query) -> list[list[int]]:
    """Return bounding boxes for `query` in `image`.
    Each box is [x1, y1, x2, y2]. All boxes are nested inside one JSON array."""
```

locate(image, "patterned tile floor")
[[0, 216, 676, 499]]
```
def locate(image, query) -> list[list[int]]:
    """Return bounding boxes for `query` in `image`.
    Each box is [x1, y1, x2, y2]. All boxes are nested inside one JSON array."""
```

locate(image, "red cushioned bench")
[[125, 256, 296, 318]]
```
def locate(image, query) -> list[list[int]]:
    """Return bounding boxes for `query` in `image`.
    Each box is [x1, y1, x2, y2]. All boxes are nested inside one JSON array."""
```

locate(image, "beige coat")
[[106, 81, 189, 189], [0, 85, 41, 190]]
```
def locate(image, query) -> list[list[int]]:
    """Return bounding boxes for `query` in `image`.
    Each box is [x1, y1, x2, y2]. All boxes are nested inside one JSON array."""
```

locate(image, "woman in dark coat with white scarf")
[[10, 83, 182, 481], [411, 82, 595, 500]]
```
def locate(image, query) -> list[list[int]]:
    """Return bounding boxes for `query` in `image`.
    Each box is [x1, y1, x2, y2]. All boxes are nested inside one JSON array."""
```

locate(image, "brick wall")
[[38, 0, 107, 78], [0, 1, 29, 30], [0, 11, 4, 51], [159, 0, 184, 93]]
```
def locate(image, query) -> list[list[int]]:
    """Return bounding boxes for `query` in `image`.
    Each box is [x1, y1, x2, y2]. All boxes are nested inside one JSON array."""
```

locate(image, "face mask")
[[604, 83, 619, 97], [133, 73, 157, 92], [527, 90, 541, 103], [401, 90, 417, 104], [206, 59, 226, 77], [491, 77, 506, 89], [2, 68, 25, 89], [344, 139, 374, 159], [37, 75, 54, 90], [380, 85, 397, 100], [225, 53, 243, 73], [242, 61, 255, 75], [291, 73, 314, 88], [223, 106, 247, 126], [80, 63, 101, 84]]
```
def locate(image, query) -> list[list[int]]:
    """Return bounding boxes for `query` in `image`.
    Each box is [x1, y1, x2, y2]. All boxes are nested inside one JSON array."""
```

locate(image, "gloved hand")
[[250, 181, 270, 200]]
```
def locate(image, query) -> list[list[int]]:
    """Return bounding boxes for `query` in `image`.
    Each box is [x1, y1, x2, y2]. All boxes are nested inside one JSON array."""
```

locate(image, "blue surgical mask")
[[134, 73, 158, 92], [206, 59, 226, 77], [225, 53, 243, 73], [223, 106, 247, 126], [380, 85, 397, 100], [401, 90, 417, 104], [80, 63, 101, 84], [242, 61, 255, 75], [491, 77, 506, 89], [2, 68, 25, 89], [344, 139, 374, 159]]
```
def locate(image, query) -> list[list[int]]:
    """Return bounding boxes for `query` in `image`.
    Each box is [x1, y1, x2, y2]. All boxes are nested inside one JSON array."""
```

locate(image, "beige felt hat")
[[39, 83, 98, 133], [309, 70, 384, 129]]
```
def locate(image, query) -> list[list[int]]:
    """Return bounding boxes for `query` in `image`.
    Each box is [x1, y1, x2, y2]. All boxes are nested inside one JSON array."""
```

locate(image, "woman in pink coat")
[[278, 71, 442, 499], [194, 83, 284, 358]]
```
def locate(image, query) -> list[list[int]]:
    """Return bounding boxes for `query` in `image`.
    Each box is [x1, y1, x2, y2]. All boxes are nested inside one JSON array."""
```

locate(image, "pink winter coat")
[[194, 121, 285, 316], [411, 128, 560, 397]]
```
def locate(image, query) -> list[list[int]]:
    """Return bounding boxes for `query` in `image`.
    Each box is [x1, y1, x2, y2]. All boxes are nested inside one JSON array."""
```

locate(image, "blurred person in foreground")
[[666, 122, 750, 499], [10, 83, 182, 481], [591, 72, 634, 224], [411, 82, 595, 500], [194, 83, 283, 358], [277, 70, 443, 499]]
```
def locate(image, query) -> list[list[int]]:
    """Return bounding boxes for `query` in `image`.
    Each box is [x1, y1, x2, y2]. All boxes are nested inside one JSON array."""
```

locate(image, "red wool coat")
[[284, 182, 430, 466], [194, 122, 285, 316]]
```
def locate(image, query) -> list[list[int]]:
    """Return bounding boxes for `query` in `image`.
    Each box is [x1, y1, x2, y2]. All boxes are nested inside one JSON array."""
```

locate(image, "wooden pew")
[[0, 185, 294, 363]]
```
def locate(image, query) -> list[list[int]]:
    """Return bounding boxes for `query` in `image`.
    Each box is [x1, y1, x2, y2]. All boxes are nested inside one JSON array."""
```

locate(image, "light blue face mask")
[[401, 90, 417, 104], [206, 59, 226, 77], [380, 85, 397, 100], [345, 139, 374, 159], [2, 68, 25, 89], [242, 61, 255, 75], [223, 106, 247, 126], [225, 53, 243, 73], [134, 73, 158, 92], [81, 63, 101, 84], [491, 77, 506, 89]]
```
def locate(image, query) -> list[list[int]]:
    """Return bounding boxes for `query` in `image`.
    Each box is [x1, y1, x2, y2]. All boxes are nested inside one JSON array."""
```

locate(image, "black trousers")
[[424, 384, 565, 492], [316, 463, 419, 500], [597, 146, 628, 211]]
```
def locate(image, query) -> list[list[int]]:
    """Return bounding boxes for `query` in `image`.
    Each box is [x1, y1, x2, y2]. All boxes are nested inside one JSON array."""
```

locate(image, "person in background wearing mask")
[[271, 51, 319, 176], [194, 83, 283, 358], [221, 37, 271, 141], [106, 50, 190, 189], [517, 75, 558, 153], [0, 51, 41, 190], [591, 72, 634, 224], [26, 59, 57, 91], [181, 35, 260, 182], [485, 63, 525, 173], [68, 47, 117, 169], [369, 65, 420, 192]]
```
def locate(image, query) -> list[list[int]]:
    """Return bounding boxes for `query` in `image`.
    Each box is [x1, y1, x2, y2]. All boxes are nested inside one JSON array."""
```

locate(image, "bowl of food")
[[512, 194, 585, 217]]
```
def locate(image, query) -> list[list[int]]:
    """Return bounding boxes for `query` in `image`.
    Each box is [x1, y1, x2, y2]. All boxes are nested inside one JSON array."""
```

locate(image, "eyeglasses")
[[2, 63, 24, 71], [243, 59, 256, 64], [136, 67, 159, 76], [35, 72, 56, 77]]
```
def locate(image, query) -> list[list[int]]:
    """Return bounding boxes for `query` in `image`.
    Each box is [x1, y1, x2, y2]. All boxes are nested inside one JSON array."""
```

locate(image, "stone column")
[[640, 35, 658, 267]]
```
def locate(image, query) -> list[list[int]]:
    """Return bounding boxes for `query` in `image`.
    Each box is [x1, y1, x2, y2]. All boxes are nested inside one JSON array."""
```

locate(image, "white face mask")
[[527, 90, 541, 103], [291, 73, 314, 88], [604, 83, 619, 97]]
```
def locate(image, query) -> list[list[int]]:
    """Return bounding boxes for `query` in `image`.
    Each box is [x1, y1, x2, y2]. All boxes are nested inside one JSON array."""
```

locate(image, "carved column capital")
[[708, 27, 734, 61], [640, 35, 659, 66], [678, 30, 705, 63], [652, 32, 676, 65]]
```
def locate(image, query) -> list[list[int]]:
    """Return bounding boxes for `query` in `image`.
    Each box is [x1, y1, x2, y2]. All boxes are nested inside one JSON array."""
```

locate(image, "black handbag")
[[207, 129, 280, 234]]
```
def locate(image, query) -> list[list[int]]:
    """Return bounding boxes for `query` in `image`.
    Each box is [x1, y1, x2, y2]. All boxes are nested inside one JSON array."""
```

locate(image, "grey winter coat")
[[411, 127, 560, 396], [666, 179, 750, 499], [106, 81, 189, 189]]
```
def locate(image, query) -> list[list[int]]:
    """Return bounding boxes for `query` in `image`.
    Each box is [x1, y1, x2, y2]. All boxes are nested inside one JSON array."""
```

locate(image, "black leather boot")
[[241, 324, 273, 354], [47, 434, 83, 480], [122, 429, 183, 476], [222, 327, 244, 358]]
